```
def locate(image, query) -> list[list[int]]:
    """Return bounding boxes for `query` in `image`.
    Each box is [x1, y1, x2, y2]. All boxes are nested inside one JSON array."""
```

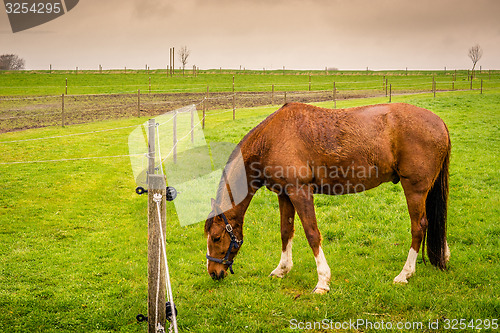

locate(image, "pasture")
[[0, 89, 499, 332], [1, 69, 499, 96], [2, 69, 499, 133]]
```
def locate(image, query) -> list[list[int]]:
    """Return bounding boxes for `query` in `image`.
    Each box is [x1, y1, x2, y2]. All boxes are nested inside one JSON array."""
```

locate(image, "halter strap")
[[206, 211, 243, 274]]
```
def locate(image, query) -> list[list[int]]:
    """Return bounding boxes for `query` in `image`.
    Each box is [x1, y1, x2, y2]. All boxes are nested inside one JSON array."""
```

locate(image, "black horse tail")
[[425, 141, 450, 270]]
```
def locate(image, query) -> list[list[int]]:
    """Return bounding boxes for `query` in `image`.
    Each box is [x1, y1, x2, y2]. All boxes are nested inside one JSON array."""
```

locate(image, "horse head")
[[205, 199, 244, 280]]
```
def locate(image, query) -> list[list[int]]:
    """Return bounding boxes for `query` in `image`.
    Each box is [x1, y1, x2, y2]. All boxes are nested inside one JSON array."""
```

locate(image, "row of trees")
[[0, 45, 483, 73]]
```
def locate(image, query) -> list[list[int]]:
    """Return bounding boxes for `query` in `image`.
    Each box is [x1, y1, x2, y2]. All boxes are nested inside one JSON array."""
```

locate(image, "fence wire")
[[1, 76, 496, 133]]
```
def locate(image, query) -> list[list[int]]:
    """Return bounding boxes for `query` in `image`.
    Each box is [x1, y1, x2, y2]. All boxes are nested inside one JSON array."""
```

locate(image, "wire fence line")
[[1, 75, 498, 133], [0, 79, 497, 165]]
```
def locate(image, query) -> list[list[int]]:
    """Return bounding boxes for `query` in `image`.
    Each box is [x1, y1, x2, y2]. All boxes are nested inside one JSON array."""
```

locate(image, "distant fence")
[[1, 76, 498, 132]]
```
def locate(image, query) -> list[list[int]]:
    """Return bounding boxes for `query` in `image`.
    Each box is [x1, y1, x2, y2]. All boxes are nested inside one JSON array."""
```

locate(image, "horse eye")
[[212, 236, 221, 242]]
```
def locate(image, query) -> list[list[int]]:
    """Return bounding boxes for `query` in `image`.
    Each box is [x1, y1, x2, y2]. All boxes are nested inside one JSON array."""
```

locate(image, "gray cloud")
[[2, 0, 499, 70]]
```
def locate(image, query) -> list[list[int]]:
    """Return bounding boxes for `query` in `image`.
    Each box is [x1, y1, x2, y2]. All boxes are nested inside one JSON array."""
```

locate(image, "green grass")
[[0, 90, 498, 332], [1, 69, 499, 96]]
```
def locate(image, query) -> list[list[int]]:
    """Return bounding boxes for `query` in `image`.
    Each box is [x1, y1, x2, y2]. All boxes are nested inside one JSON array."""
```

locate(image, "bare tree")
[[178, 46, 190, 76], [468, 44, 483, 79], [0, 54, 25, 70]]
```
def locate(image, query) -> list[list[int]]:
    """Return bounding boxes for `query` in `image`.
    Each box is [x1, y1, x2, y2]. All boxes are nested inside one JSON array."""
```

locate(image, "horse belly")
[[309, 156, 397, 195]]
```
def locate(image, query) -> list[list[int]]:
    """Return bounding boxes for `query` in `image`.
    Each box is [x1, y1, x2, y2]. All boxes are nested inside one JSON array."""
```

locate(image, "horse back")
[[242, 102, 449, 194]]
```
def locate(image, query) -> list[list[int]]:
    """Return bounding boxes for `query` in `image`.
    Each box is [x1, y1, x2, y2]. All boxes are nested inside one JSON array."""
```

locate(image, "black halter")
[[206, 212, 243, 274]]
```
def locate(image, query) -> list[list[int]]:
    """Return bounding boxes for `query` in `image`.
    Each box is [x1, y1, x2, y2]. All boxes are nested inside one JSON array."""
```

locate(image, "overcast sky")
[[1, 0, 499, 70]]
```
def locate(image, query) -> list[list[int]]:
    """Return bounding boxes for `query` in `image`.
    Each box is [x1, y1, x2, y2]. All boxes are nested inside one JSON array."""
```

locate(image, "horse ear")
[[211, 198, 222, 215]]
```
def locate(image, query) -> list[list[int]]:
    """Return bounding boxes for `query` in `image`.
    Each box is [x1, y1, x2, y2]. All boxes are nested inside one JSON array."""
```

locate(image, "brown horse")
[[205, 102, 450, 293]]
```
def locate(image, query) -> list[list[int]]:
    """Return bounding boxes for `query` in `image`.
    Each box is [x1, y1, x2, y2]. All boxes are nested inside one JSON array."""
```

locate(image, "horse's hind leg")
[[394, 179, 429, 284], [270, 194, 295, 278]]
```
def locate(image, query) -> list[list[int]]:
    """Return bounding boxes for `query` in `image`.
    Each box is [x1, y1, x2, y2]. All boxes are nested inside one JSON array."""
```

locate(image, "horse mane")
[[213, 104, 288, 207]]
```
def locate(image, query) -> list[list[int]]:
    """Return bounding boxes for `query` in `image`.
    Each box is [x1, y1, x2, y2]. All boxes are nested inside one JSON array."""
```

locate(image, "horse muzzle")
[[209, 269, 227, 280]]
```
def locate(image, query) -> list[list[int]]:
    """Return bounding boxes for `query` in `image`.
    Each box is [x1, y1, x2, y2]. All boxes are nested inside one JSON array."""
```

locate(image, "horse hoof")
[[312, 287, 329, 294], [393, 275, 408, 284], [269, 272, 284, 278], [269, 267, 289, 278]]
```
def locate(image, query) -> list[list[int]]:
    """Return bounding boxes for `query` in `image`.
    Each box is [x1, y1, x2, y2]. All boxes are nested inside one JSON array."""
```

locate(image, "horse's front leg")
[[270, 194, 295, 278], [288, 186, 331, 294]]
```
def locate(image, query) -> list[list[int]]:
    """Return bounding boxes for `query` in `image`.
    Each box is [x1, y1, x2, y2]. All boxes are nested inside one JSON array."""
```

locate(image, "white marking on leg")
[[445, 241, 450, 263], [270, 240, 293, 277], [206, 236, 210, 270], [313, 246, 331, 294], [393, 248, 418, 284]]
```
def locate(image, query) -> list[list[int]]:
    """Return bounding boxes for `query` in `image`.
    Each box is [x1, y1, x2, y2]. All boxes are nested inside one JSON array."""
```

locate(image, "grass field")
[[0, 90, 498, 332], [1, 69, 499, 96]]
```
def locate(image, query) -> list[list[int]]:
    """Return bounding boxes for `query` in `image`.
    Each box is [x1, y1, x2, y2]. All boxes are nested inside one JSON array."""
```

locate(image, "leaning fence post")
[[147, 136, 167, 333], [61, 93, 65, 127]]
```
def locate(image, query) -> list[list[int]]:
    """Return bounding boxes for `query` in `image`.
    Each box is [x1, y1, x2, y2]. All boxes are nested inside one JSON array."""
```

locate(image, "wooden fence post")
[[65, 78, 68, 95], [389, 84, 392, 103], [333, 82, 336, 109], [138, 89, 141, 117], [308, 73, 311, 91], [61, 94, 65, 127], [271, 84, 275, 105], [147, 119, 167, 333], [149, 77, 151, 94], [232, 76, 236, 120], [203, 85, 209, 129], [480, 79, 483, 94], [385, 78, 388, 97]]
